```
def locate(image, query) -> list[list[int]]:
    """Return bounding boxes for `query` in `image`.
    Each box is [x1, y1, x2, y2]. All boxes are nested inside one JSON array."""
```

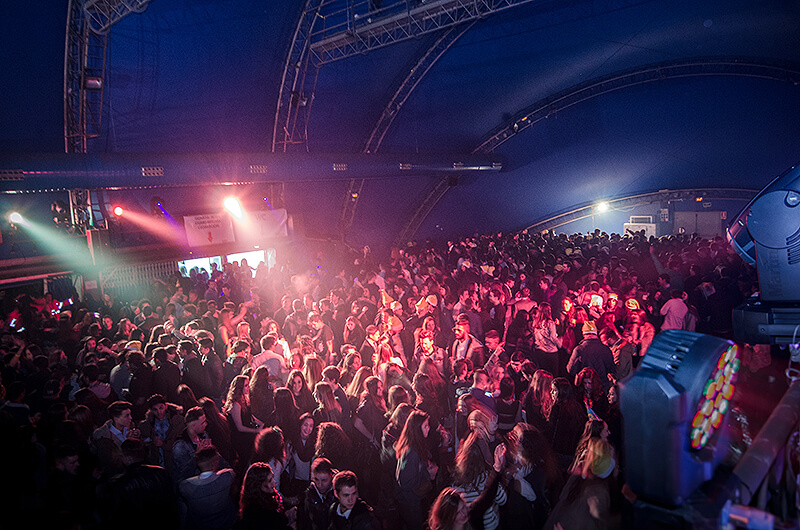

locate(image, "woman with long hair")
[[338, 350, 362, 389], [385, 384, 411, 419], [413, 314, 441, 351], [428, 488, 470, 530], [354, 376, 388, 446], [521, 370, 554, 434], [314, 421, 353, 473], [343, 316, 366, 352], [249, 366, 275, 425], [272, 388, 300, 440], [570, 419, 611, 473], [504, 423, 562, 528], [532, 303, 561, 377], [303, 355, 325, 391], [234, 462, 292, 529], [547, 377, 587, 474], [176, 383, 199, 411], [198, 397, 234, 465], [412, 371, 446, 457], [223, 375, 262, 470], [218, 308, 237, 350], [286, 413, 316, 496], [287, 369, 316, 415], [558, 297, 578, 353], [252, 427, 287, 494], [312, 381, 342, 427], [345, 366, 372, 409], [381, 403, 414, 468], [574, 367, 608, 420], [353, 375, 389, 507], [506, 309, 534, 354], [544, 438, 616, 530], [395, 410, 437, 530], [452, 432, 506, 530]]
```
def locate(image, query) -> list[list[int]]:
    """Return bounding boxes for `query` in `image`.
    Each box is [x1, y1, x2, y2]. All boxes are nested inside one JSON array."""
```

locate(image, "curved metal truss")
[[336, 22, 475, 242], [363, 22, 475, 154], [84, 0, 153, 35], [390, 57, 800, 244], [525, 188, 758, 234], [473, 56, 800, 154], [64, 0, 107, 154], [394, 175, 455, 247], [310, 0, 538, 65], [64, 0, 153, 154], [272, 0, 326, 153]]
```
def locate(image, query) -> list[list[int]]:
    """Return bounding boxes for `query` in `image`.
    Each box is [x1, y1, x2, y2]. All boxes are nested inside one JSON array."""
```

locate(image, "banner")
[[245, 209, 289, 240], [184, 213, 235, 247]]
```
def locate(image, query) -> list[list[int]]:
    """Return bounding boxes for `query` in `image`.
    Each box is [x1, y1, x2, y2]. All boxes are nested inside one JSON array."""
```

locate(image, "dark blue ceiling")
[[3, 0, 800, 249]]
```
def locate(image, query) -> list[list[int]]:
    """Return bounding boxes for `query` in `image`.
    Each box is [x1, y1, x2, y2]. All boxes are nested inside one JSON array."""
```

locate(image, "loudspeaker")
[[86, 229, 110, 265]]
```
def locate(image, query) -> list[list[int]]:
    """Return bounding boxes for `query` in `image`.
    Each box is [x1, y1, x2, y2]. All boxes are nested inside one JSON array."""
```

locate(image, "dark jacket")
[[138, 404, 186, 472], [566, 337, 616, 392], [301, 483, 336, 530], [153, 360, 182, 403], [327, 499, 379, 530]]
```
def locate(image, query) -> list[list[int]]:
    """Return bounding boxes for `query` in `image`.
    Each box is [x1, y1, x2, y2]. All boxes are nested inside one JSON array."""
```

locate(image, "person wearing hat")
[[138, 393, 186, 472], [566, 321, 616, 393]]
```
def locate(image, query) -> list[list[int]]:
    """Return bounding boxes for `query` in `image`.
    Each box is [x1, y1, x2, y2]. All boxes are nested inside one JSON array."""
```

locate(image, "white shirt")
[[660, 298, 688, 330]]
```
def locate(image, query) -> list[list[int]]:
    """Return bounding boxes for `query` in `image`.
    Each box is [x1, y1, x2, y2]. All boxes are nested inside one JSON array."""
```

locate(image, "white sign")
[[244, 209, 289, 240], [184, 213, 235, 247]]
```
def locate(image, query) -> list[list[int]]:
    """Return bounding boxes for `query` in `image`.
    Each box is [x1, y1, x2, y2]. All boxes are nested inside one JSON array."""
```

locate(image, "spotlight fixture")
[[9, 212, 23, 224], [596, 202, 610, 213], [113, 206, 124, 217], [51, 200, 69, 226], [150, 197, 165, 217], [224, 197, 244, 219]]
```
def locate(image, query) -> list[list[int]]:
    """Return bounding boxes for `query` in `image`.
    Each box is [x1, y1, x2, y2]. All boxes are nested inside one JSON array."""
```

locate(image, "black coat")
[[327, 500, 379, 530]]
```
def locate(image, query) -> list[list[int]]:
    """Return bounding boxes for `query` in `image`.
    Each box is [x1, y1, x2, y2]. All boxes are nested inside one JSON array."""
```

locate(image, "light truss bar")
[[272, 0, 326, 153], [69, 188, 94, 235], [526, 188, 758, 234], [474, 56, 800, 154], [84, 0, 153, 35], [310, 0, 537, 65], [364, 21, 474, 154], [395, 176, 454, 246], [339, 178, 365, 238], [64, 0, 108, 154], [341, 23, 472, 244]]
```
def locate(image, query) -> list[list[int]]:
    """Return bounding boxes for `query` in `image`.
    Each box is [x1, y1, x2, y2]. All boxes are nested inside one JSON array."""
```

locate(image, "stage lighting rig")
[[727, 161, 800, 343]]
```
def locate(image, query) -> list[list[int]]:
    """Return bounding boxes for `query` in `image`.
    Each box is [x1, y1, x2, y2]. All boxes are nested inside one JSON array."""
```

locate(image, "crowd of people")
[[0, 228, 760, 529]]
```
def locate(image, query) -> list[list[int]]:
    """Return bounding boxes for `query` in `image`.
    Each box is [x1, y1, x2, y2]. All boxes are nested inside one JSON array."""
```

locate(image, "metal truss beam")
[[84, 0, 153, 35], [474, 56, 800, 154], [69, 188, 95, 235], [395, 176, 455, 246], [310, 0, 537, 65], [272, 0, 326, 153], [65, 0, 153, 154], [338, 22, 473, 243], [339, 178, 366, 236], [64, 0, 108, 154], [363, 21, 474, 154], [525, 188, 758, 234]]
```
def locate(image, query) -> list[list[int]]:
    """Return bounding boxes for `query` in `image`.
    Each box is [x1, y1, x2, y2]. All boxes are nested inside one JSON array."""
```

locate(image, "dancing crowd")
[[0, 229, 758, 529]]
